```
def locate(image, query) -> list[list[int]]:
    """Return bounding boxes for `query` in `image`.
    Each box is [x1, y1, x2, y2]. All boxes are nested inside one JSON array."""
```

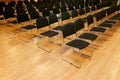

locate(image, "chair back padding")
[[62, 23, 75, 38], [36, 17, 49, 29]]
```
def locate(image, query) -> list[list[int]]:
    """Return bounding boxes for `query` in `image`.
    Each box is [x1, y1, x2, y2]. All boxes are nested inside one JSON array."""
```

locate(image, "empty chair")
[[36, 17, 60, 52], [85, 6, 90, 14], [53, 7, 60, 14], [48, 13, 62, 30], [0, 7, 3, 15], [68, 4, 74, 11], [74, 18, 85, 34], [91, 5, 96, 11], [3, 6, 16, 25], [28, 11, 40, 20], [38, 5, 45, 12], [61, 11, 71, 24], [16, 13, 36, 32], [79, 8, 85, 17], [60, 6, 67, 12], [62, 22, 94, 68], [42, 8, 50, 17], [71, 9, 79, 21]]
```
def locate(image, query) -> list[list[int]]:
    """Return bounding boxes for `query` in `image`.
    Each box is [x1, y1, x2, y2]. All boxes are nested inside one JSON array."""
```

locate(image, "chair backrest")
[[16, 13, 29, 23], [61, 22, 76, 38], [85, 6, 90, 13], [0, 7, 3, 15], [38, 5, 45, 12], [42, 9, 50, 17], [74, 19, 85, 32], [3, 8, 14, 19], [61, 11, 71, 21], [53, 7, 60, 14], [71, 9, 78, 18], [91, 5, 96, 11], [36, 17, 49, 29], [16, 8, 26, 15], [68, 5, 74, 11], [27, 7, 36, 13], [94, 10, 106, 22], [60, 6, 67, 12], [29, 11, 40, 19], [48, 13, 58, 24], [79, 8, 85, 15], [87, 15, 94, 26]]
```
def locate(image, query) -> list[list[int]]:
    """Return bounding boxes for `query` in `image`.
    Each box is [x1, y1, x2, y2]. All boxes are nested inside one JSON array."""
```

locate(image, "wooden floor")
[[0, 21, 120, 80]]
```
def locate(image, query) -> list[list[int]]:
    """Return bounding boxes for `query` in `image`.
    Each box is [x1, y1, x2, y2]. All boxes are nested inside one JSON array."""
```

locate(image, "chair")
[[85, 6, 90, 14], [68, 4, 74, 11], [60, 6, 67, 12], [62, 23, 95, 68], [53, 7, 60, 14], [42, 8, 50, 17], [91, 5, 96, 11], [48, 13, 62, 30], [61, 11, 71, 25], [27, 10, 40, 28], [79, 8, 85, 18], [71, 9, 79, 21], [16, 13, 36, 33], [3, 6, 16, 25], [36, 17, 60, 52]]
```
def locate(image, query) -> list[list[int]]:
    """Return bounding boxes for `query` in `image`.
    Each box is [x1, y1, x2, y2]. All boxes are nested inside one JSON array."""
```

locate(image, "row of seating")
[[0, 0, 119, 68]]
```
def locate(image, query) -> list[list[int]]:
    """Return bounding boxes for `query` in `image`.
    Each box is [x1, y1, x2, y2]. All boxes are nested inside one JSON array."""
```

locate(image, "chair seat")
[[8, 20, 17, 24], [66, 39, 90, 50], [90, 27, 106, 33], [113, 14, 120, 17], [40, 30, 59, 37], [53, 26, 62, 30], [22, 25, 36, 30], [98, 23, 113, 28], [78, 33, 98, 41], [109, 17, 120, 20], [103, 20, 116, 24]]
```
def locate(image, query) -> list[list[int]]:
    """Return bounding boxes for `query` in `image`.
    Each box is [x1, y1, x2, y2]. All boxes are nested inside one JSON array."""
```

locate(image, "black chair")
[[91, 5, 96, 11], [3, 7, 16, 25], [36, 17, 60, 52], [61, 23, 76, 39], [74, 18, 85, 33], [61, 11, 71, 24], [79, 8, 85, 16], [68, 4, 74, 11], [0, 7, 3, 15], [61, 23, 92, 61], [42, 8, 50, 17], [36, 17, 59, 37], [28, 11, 40, 20], [60, 6, 67, 12], [53, 7, 60, 14], [71, 9, 79, 21], [16, 13, 36, 32], [85, 6, 90, 13], [48, 13, 62, 30], [38, 5, 45, 12]]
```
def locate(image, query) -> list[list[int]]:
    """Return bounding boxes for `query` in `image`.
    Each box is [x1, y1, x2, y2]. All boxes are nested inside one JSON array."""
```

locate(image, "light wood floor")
[[0, 21, 120, 80]]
